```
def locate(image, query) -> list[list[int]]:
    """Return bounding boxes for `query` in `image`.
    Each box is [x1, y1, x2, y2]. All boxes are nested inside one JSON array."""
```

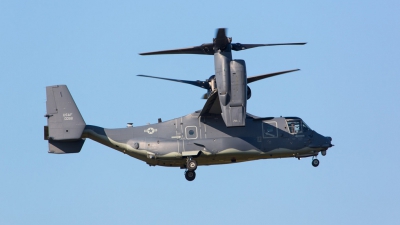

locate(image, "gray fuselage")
[[82, 112, 332, 168]]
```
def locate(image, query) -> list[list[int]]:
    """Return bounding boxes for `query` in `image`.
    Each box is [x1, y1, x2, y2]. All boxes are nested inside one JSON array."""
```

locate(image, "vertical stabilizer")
[[44, 85, 86, 153]]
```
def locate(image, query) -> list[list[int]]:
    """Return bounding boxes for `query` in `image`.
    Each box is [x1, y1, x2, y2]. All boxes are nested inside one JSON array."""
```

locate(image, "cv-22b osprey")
[[44, 29, 333, 181]]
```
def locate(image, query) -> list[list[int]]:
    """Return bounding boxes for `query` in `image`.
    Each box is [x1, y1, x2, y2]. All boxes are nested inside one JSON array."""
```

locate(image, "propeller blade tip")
[[215, 28, 227, 37]]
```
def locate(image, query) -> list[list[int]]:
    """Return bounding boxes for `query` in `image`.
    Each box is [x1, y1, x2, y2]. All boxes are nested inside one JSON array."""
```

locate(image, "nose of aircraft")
[[309, 133, 333, 148], [326, 136, 334, 148]]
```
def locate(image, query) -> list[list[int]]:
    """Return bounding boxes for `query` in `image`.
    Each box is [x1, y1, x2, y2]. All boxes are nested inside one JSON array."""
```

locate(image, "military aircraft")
[[44, 28, 333, 181]]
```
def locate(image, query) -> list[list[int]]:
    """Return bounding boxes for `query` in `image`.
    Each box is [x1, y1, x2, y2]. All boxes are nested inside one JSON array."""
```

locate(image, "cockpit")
[[286, 118, 311, 134]]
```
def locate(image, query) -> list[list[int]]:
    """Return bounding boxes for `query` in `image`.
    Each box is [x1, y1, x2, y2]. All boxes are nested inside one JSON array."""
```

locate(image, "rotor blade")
[[232, 42, 306, 51], [247, 69, 300, 83], [139, 43, 214, 56], [137, 75, 210, 89]]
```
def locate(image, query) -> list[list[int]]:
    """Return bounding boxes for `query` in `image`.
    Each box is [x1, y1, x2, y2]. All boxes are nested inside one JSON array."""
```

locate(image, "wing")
[[199, 90, 221, 116]]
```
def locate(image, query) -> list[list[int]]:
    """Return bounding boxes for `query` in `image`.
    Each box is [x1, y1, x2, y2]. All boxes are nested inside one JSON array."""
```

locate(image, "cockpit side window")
[[262, 121, 278, 138], [287, 119, 310, 134]]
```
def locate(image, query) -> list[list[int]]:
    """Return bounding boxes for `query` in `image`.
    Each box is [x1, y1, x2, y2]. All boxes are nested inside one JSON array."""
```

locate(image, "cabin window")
[[262, 121, 278, 138], [287, 119, 310, 134], [185, 126, 198, 139]]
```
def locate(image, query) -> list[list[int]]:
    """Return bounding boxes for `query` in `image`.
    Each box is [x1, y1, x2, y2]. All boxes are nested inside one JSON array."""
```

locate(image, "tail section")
[[44, 85, 86, 154]]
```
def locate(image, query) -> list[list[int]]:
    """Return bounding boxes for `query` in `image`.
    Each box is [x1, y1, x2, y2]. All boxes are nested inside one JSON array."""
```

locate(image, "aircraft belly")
[[143, 146, 324, 168]]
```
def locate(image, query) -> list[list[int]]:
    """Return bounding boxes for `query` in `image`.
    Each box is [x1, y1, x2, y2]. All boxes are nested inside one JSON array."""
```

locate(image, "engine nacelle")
[[230, 60, 247, 107], [222, 59, 247, 126]]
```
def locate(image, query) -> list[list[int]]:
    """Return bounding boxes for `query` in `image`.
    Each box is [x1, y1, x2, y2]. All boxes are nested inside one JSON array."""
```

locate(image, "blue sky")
[[1, 1, 399, 224]]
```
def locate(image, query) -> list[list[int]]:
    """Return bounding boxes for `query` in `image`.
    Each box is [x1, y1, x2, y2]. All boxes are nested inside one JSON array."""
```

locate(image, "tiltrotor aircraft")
[[44, 28, 333, 181]]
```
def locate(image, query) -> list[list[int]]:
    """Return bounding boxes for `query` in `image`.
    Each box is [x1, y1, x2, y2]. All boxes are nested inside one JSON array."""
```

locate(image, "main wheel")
[[312, 158, 320, 167], [187, 159, 198, 171], [185, 170, 196, 181]]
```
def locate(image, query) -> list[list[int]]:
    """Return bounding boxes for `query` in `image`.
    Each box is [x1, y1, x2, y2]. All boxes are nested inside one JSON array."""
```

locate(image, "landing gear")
[[184, 158, 198, 181], [187, 159, 198, 171], [312, 158, 320, 167], [185, 170, 196, 181]]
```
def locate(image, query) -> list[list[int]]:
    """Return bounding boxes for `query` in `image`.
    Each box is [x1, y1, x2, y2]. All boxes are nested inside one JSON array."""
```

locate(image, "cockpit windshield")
[[286, 119, 311, 134]]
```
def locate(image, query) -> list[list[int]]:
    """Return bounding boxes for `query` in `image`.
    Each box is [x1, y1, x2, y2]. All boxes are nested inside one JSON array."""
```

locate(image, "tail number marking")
[[63, 113, 73, 120]]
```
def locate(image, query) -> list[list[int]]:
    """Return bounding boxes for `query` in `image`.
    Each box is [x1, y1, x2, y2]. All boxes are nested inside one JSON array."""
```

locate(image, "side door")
[[262, 120, 279, 151]]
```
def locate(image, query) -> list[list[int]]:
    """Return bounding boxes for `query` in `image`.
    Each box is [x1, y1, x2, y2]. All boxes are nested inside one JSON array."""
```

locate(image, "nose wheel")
[[312, 158, 320, 167]]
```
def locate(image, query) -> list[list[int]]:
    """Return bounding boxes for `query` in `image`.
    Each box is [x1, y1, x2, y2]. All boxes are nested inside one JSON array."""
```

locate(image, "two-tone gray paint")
[[80, 113, 332, 167], [44, 85, 333, 181]]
